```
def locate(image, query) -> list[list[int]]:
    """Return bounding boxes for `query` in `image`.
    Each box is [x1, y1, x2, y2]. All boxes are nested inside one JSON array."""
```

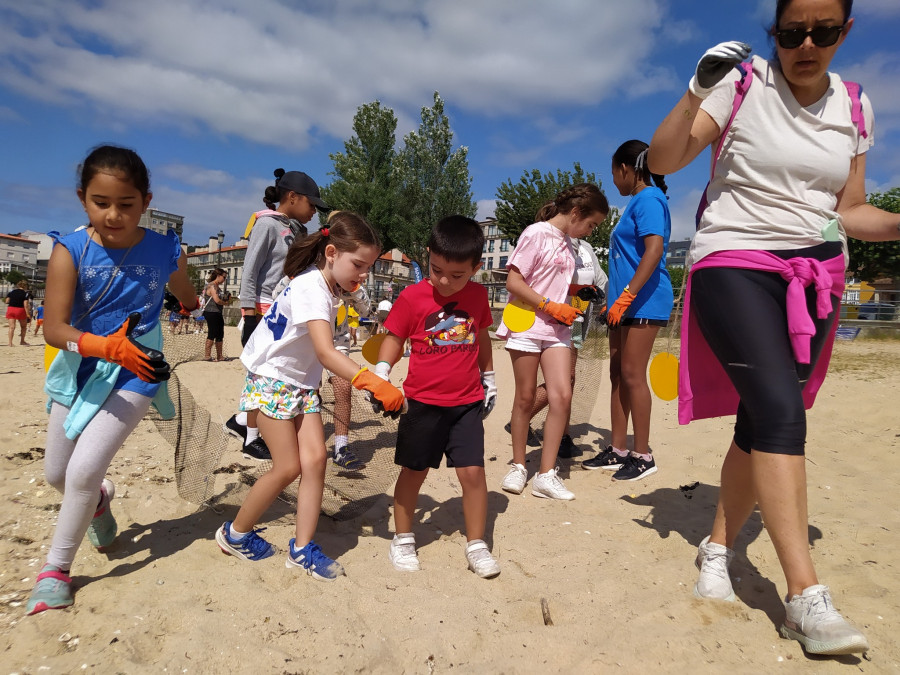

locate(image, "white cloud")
[[0, 0, 672, 151], [476, 199, 497, 221]]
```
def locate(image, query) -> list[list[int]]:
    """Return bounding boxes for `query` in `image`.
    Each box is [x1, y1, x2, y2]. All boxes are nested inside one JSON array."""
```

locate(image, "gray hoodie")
[[238, 213, 307, 310]]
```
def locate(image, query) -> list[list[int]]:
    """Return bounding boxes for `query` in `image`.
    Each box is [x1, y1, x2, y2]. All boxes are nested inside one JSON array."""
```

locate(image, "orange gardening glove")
[[606, 289, 637, 327], [78, 312, 171, 383], [351, 367, 406, 417], [538, 297, 583, 326]]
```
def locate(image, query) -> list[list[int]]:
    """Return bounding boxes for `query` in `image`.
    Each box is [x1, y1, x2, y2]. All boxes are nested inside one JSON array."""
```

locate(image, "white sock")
[[228, 525, 248, 541], [235, 411, 247, 426], [244, 427, 260, 446], [334, 435, 348, 452]]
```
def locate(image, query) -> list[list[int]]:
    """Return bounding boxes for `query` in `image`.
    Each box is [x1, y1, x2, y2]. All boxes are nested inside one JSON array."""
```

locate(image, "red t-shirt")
[[384, 280, 492, 406]]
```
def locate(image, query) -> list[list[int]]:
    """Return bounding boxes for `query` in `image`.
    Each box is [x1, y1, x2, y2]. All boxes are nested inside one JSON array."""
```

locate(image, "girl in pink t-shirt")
[[499, 184, 609, 501]]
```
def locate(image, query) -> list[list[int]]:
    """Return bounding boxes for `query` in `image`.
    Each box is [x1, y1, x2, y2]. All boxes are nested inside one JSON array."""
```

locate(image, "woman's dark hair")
[[263, 168, 288, 210], [283, 210, 381, 278], [206, 268, 227, 283], [428, 215, 485, 266], [78, 145, 150, 197], [613, 140, 668, 195], [538, 184, 610, 221], [535, 201, 556, 222], [769, 0, 853, 58]]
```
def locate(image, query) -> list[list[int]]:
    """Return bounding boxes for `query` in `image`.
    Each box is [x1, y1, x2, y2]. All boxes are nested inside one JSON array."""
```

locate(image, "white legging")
[[45, 389, 151, 569]]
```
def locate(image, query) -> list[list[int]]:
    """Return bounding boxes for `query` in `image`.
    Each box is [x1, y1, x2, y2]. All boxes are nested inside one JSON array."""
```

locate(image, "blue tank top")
[[49, 228, 181, 397]]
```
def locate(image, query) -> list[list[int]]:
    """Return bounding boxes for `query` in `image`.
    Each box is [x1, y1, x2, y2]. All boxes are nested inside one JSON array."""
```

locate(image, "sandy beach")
[[1, 327, 898, 674]]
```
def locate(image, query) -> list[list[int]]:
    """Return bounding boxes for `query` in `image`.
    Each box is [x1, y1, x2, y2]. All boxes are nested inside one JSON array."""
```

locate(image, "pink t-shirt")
[[497, 221, 576, 341]]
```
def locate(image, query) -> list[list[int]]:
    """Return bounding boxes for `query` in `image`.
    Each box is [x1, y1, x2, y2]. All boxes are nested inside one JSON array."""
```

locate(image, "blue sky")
[[1, 0, 898, 248]]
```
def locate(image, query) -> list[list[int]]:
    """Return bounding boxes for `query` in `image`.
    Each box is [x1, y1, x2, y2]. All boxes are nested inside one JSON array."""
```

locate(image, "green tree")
[[5, 269, 26, 286], [392, 92, 477, 267], [847, 187, 900, 283], [320, 100, 400, 251], [494, 164, 617, 252]]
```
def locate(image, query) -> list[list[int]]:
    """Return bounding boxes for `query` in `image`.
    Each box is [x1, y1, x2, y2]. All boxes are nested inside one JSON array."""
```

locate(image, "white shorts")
[[505, 334, 571, 353]]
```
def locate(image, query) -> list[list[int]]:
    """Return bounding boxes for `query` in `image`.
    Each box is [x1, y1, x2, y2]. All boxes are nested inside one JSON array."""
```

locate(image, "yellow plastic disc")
[[44, 345, 59, 372], [502, 299, 536, 333], [361, 332, 387, 365], [336, 304, 347, 326], [649, 352, 679, 401]]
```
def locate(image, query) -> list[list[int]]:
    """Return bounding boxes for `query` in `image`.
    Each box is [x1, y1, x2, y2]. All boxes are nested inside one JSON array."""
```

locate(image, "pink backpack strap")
[[710, 61, 754, 177], [843, 81, 867, 139]]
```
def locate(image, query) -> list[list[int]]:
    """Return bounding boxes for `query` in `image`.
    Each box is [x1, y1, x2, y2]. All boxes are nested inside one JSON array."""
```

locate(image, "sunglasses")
[[774, 24, 845, 49]]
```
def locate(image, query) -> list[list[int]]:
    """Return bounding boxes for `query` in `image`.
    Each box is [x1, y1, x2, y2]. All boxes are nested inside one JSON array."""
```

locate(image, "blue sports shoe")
[[215, 521, 277, 561], [87, 479, 117, 549], [285, 539, 344, 581], [26, 564, 74, 615]]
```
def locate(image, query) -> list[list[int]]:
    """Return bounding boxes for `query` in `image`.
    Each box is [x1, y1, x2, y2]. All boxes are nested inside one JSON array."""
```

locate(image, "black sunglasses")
[[774, 24, 846, 49]]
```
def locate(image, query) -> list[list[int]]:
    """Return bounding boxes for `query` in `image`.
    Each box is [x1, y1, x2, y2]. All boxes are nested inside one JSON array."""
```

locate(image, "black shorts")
[[610, 317, 669, 328], [395, 399, 485, 471]]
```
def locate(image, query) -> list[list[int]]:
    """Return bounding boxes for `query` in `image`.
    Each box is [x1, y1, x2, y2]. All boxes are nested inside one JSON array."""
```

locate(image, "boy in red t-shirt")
[[375, 216, 500, 579]]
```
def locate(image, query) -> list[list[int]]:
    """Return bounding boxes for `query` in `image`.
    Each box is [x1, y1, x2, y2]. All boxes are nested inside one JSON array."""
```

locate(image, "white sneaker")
[[531, 467, 575, 500], [501, 463, 527, 495], [693, 535, 735, 602], [781, 585, 869, 655], [465, 540, 500, 579], [389, 533, 420, 572]]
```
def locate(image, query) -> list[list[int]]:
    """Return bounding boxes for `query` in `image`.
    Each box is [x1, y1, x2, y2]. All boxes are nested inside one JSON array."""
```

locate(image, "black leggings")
[[690, 243, 841, 456], [204, 312, 225, 342]]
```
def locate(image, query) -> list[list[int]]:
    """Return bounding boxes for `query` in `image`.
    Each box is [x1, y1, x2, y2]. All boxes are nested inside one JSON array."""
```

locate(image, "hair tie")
[[320, 227, 329, 237], [635, 149, 649, 173]]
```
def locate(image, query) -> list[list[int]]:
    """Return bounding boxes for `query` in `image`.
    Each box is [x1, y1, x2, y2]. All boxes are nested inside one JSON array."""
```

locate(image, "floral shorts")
[[239, 373, 321, 420]]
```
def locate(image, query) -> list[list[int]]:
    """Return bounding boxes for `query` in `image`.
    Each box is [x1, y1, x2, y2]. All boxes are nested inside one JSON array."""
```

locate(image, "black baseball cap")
[[278, 171, 329, 210]]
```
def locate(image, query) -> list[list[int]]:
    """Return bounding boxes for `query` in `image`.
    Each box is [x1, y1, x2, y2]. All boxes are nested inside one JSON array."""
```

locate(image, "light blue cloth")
[[44, 323, 175, 440]]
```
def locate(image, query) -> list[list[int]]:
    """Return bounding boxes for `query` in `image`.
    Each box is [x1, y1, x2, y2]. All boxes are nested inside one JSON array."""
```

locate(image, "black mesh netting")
[[147, 312, 400, 520]]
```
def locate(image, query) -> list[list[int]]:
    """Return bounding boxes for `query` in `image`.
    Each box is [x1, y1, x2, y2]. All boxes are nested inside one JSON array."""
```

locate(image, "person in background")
[[224, 168, 327, 461], [33, 300, 46, 336], [202, 268, 228, 362], [649, 0, 899, 655], [5, 280, 33, 346]]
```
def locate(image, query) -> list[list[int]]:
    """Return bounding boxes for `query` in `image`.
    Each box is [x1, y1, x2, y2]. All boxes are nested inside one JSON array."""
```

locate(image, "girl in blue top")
[[584, 140, 673, 480], [27, 145, 199, 615]]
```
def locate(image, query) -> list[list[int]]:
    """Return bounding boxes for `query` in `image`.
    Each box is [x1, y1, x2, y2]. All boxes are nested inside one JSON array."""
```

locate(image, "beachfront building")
[[371, 249, 414, 301], [186, 234, 248, 296], [667, 239, 691, 269], [140, 209, 184, 239], [0, 233, 40, 284]]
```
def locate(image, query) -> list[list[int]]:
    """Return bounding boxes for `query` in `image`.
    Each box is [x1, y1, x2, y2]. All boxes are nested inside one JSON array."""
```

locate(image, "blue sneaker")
[[87, 479, 117, 549], [215, 521, 277, 561], [26, 564, 74, 615], [285, 539, 344, 581]]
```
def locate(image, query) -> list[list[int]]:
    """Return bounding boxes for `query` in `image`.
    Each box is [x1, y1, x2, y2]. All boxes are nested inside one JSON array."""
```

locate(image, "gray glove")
[[689, 41, 752, 99]]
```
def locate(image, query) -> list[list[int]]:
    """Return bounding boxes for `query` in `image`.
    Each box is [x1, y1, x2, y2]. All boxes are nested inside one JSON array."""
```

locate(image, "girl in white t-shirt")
[[650, 0, 900, 656], [215, 211, 405, 581], [498, 184, 609, 501]]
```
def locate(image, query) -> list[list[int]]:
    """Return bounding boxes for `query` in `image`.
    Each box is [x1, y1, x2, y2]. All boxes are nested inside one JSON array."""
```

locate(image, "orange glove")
[[78, 313, 171, 383], [606, 289, 637, 327], [538, 297, 582, 326], [351, 367, 406, 416]]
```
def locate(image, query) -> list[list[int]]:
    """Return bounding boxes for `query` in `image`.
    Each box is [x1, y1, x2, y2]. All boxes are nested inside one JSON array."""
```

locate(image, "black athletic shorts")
[[395, 399, 485, 471]]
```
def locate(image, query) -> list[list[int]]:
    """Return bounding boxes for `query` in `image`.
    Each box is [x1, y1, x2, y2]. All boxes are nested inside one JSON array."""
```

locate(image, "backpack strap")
[[843, 81, 867, 139]]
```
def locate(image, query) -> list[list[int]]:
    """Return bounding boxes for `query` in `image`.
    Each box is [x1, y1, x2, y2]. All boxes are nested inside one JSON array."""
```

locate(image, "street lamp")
[[216, 231, 225, 266]]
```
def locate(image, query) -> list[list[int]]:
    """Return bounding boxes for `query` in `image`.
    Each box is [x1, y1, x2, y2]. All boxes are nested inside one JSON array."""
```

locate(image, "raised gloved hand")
[[573, 284, 604, 303], [352, 366, 405, 419], [689, 41, 752, 99], [606, 289, 637, 327], [538, 297, 583, 326], [77, 312, 170, 383], [481, 371, 497, 419]]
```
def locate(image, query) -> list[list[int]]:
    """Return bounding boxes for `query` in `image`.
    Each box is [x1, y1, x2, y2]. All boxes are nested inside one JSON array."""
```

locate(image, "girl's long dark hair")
[[283, 210, 381, 278], [613, 140, 668, 195]]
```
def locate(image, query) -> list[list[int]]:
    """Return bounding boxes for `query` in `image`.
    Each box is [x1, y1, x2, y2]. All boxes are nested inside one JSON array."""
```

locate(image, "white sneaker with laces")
[[693, 535, 735, 602], [531, 467, 575, 500], [781, 585, 869, 655], [465, 539, 500, 579], [389, 533, 420, 572], [501, 463, 528, 495]]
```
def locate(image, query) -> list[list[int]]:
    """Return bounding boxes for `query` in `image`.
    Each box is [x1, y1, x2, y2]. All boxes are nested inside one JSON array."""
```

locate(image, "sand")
[[1, 328, 898, 674]]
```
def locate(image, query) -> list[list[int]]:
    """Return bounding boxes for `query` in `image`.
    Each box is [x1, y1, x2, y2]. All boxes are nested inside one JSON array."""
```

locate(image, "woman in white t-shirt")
[[649, 0, 900, 656], [214, 212, 404, 581]]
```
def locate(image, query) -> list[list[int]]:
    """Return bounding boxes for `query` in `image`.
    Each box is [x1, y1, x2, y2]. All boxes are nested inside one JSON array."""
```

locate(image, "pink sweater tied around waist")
[[678, 249, 845, 425]]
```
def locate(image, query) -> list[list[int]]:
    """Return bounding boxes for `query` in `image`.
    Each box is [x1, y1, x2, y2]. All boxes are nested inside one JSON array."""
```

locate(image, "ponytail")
[[283, 210, 381, 279], [535, 201, 557, 222]]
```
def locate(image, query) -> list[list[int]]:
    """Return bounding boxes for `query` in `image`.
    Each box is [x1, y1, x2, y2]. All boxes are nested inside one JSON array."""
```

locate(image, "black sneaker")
[[504, 421, 541, 448], [612, 453, 658, 481], [242, 437, 272, 462], [557, 434, 582, 459], [333, 446, 365, 471], [582, 446, 627, 471], [224, 414, 247, 442]]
